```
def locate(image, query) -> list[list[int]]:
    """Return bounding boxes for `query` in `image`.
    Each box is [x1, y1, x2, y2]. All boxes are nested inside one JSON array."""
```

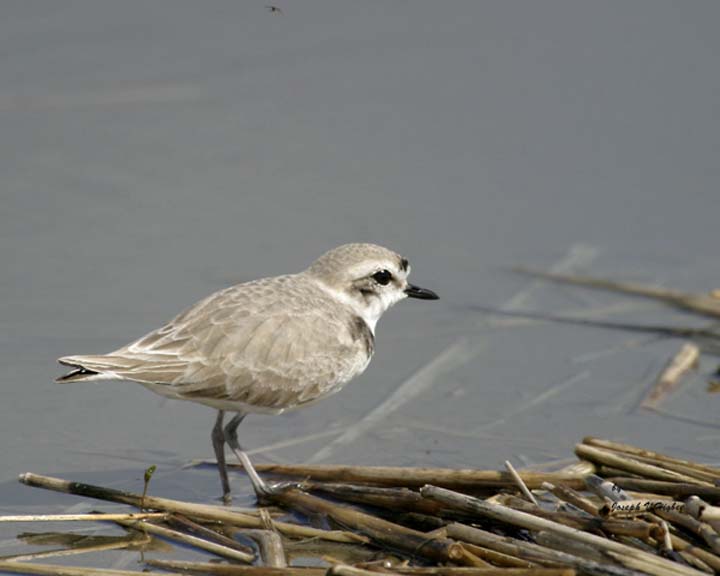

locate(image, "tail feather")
[[56, 354, 135, 383], [56, 354, 186, 385], [56, 366, 100, 382]]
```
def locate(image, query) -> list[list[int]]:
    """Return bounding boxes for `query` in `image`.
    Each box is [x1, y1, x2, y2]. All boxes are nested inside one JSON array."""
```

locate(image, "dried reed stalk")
[[445, 523, 639, 576], [235, 529, 287, 567], [686, 496, 720, 528], [460, 543, 537, 568], [305, 483, 446, 515], [574, 445, 712, 486], [422, 485, 707, 576], [583, 438, 720, 483], [17, 473, 366, 544], [267, 488, 472, 565], [497, 494, 657, 540], [541, 482, 600, 516], [607, 478, 720, 502], [652, 509, 720, 556], [0, 512, 165, 523], [251, 464, 588, 490], [166, 513, 255, 555]]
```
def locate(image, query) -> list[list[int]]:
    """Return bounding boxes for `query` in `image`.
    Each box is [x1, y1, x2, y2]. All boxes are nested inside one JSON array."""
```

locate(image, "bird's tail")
[[56, 354, 135, 383]]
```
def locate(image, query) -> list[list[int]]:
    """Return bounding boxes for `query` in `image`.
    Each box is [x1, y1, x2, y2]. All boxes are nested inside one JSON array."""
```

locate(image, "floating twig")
[[641, 343, 700, 410]]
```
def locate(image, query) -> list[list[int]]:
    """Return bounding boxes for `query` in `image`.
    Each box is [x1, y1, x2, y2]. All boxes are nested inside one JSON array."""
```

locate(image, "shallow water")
[[1, 0, 719, 566]]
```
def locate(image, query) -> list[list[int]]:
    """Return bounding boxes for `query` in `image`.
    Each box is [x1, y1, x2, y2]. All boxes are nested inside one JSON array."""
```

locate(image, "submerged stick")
[[641, 343, 700, 410], [0, 533, 149, 562], [510, 267, 720, 319], [0, 559, 185, 576], [335, 567, 577, 576], [116, 518, 255, 563], [327, 565, 403, 576], [470, 305, 720, 351], [146, 560, 325, 575], [252, 464, 588, 490]]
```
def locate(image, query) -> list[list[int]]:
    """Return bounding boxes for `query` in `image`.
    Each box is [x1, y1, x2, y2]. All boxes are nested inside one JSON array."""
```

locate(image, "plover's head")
[[306, 243, 438, 331]]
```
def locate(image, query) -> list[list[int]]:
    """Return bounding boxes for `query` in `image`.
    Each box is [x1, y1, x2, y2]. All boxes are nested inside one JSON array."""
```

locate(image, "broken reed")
[[7, 436, 720, 576]]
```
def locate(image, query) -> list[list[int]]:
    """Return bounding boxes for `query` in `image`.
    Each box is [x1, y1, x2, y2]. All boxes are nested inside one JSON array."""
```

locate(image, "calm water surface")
[[1, 1, 719, 567]]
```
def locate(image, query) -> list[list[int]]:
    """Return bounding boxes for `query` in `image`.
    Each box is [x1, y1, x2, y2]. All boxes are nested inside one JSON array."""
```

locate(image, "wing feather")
[[62, 276, 372, 412]]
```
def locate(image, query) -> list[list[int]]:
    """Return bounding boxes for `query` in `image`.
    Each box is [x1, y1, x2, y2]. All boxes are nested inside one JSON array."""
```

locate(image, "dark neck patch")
[[350, 315, 375, 357]]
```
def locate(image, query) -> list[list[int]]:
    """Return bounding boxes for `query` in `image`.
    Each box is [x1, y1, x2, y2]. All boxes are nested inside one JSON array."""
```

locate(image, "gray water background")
[[1, 0, 719, 565]]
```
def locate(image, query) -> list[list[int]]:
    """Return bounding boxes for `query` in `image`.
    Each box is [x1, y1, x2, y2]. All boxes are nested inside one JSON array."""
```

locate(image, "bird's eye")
[[372, 270, 393, 286]]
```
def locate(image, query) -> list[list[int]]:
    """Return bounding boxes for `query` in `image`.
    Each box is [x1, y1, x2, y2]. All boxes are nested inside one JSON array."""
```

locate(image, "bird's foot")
[[254, 480, 301, 503]]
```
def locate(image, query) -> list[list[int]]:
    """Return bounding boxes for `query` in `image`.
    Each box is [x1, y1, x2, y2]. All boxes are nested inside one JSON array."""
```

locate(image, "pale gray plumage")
[[57, 243, 438, 500]]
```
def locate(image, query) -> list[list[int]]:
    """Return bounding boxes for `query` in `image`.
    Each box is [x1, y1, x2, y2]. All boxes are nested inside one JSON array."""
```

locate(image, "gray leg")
[[223, 413, 246, 451], [223, 412, 271, 498], [211, 410, 232, 503]]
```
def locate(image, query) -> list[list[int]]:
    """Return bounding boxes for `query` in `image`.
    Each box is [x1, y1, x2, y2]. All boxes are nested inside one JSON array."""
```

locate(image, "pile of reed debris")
[[2, 437, 720, 576]]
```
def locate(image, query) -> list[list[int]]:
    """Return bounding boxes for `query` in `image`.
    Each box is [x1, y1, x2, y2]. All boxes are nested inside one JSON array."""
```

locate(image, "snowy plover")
[[57, 243, 438, 501]]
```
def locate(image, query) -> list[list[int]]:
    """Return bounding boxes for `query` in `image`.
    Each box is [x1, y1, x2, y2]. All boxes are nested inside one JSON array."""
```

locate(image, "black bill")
[[405, 284, 439, 300]]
